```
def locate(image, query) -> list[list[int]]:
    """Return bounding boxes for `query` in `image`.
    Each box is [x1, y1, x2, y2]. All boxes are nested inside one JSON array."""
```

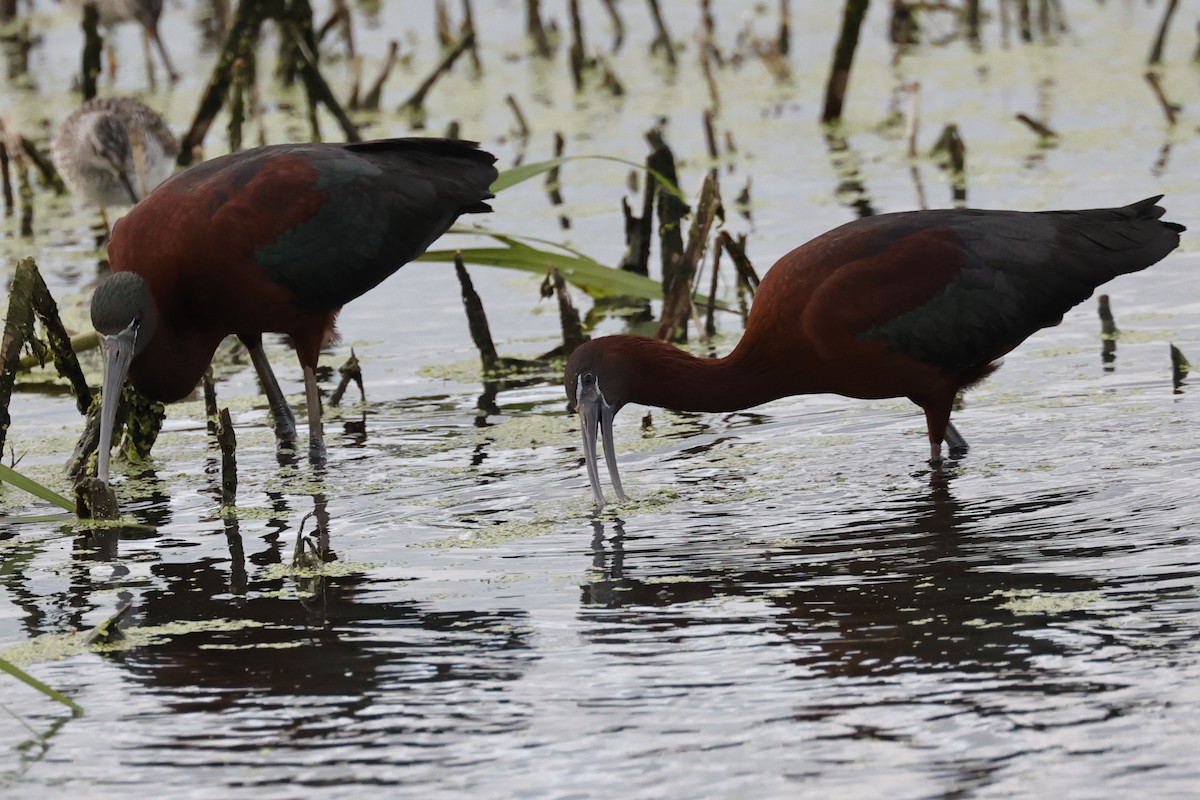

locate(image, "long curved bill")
[[96, 324, 137, 486], [577, 375, 627, 509]]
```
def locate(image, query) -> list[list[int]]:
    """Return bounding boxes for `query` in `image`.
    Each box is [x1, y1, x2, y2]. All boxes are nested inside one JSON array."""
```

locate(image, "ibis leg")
[[918, 396, 957, 464], [303, 365, 326, 461], [944, 421, 969, 454], [243, 337, 297, 442]]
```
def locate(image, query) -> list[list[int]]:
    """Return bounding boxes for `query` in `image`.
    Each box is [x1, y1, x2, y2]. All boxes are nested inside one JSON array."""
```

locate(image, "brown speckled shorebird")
[[52, 96, 178, 230]]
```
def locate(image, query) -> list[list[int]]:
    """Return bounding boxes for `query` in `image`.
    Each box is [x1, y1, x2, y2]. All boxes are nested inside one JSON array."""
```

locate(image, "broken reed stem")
[[315, 0, 346, 46], [81, 2, 102, 102], [0, 258, 92, 459], [228, 56, 249, 152], [0, 143, 10, 216], [1144, 71, 1178, 126], [647, 128, 687, 318], [461, 0, 481, 73], [18, 136, 66, 195], [718, 230, 759, 295], [526, 0, 553, 57], [282, 17, 362, 142], [1148, 0, 1179, 65], [202, 369, 219, 435], [1170, 344, 1190, 388], [618, 162, 655, 277], [0, 126, 35, 236], [453, 252, 500, 373], [358, 40, 399, 111], [778, 0, 791, 55], [656, 170, 721, 342], [217, 407, 237, 506], [328, 350, 364, 407], [703, 109, 718, 161], [1014, 112, 1057, 141], [931, 122, 967, 204], [598, 0, 625, 51], [822, 0, 869, 123], [336, 0, 356, 58], [179, 2, 270, 165], [700, 37, 719, 110], [1017, 0, 1032, 41], [547, 269, 588, 356], [1097, 294, 1118, 337], [704, 240, 722, 338], [505, 94, 530, 140], [905, 82, 920, 158], [596, 52, 625, 95], [399, 31, 474, 119], [433, 0, 452, 46], [567, 0, 586, 90], [546, 132, 569, 229], [0, 269, 34, 455], [645, 0, 676, 65], [965, 0, 981, 44]]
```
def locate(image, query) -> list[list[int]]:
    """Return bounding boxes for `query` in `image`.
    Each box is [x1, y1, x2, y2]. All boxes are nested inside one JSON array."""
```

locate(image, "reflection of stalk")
[[646, 0, 676, 65], [1148, 0, 1180, 65], [930, 123, 966, 205], [1143, 71, 1179, 126], [821, 0, 868, 123], [1170, 344, 1190, 391], [217, 408, 237, 507], [525, 0, 553, 58], [1097, 294, 1118, 371], [545, 133, 569, 229]]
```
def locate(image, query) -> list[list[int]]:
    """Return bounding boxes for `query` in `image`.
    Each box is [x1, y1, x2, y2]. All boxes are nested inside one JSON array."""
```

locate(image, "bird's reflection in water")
[[578, 479, 1110, 684]]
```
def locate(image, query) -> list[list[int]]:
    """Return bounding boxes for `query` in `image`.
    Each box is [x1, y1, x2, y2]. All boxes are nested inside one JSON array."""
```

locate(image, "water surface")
[[1, 2, 1198, 797]]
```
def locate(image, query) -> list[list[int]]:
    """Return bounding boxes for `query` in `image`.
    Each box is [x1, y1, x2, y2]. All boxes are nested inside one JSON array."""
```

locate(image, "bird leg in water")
[[144, 26, 179, 84], [244, 338, 297, 442], [304, 366, 326, 463], [944, 421, 969, 454]]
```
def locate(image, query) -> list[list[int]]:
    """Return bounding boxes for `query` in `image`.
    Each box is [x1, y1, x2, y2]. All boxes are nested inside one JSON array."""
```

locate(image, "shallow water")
[[2, 2, 1199, 798]]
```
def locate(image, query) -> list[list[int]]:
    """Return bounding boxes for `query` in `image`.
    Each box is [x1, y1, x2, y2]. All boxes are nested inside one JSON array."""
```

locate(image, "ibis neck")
[[129, 324, 225, 403], [622, 337, 795, 413]]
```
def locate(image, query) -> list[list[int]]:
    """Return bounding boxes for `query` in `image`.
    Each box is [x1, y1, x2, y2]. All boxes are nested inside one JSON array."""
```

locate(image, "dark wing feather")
[[860, 197, 1184, 372], [252, 138, 497, 311]]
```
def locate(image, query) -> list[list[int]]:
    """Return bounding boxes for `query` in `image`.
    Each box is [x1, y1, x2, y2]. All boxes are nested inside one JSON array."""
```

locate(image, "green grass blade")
[[493, 155, 686, 200], [418, 242, 665, 300], [0, 464, 75, 512], [0, 656, 83, 716]]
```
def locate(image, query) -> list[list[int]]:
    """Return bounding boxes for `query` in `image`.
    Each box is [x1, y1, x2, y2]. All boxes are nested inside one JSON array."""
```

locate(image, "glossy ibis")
[[565, 197, 1184, 508], [52, 96, 178, 230], [89, 138, 498, 484]]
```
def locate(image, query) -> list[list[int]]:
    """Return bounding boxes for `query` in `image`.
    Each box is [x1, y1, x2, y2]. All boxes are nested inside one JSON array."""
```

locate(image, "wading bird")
[[565, 197, 1184, 508], [89, 138, 498, 485], [52, 96, 178, 231], [63, 0, 180, 83]]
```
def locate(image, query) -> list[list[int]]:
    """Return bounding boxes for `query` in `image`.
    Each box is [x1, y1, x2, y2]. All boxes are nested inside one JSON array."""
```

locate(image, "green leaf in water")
[[419, 236, 664, 300], [492, 155, 686, 201], [0, 655, 83, 716], [0, 464, 75, 512]]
